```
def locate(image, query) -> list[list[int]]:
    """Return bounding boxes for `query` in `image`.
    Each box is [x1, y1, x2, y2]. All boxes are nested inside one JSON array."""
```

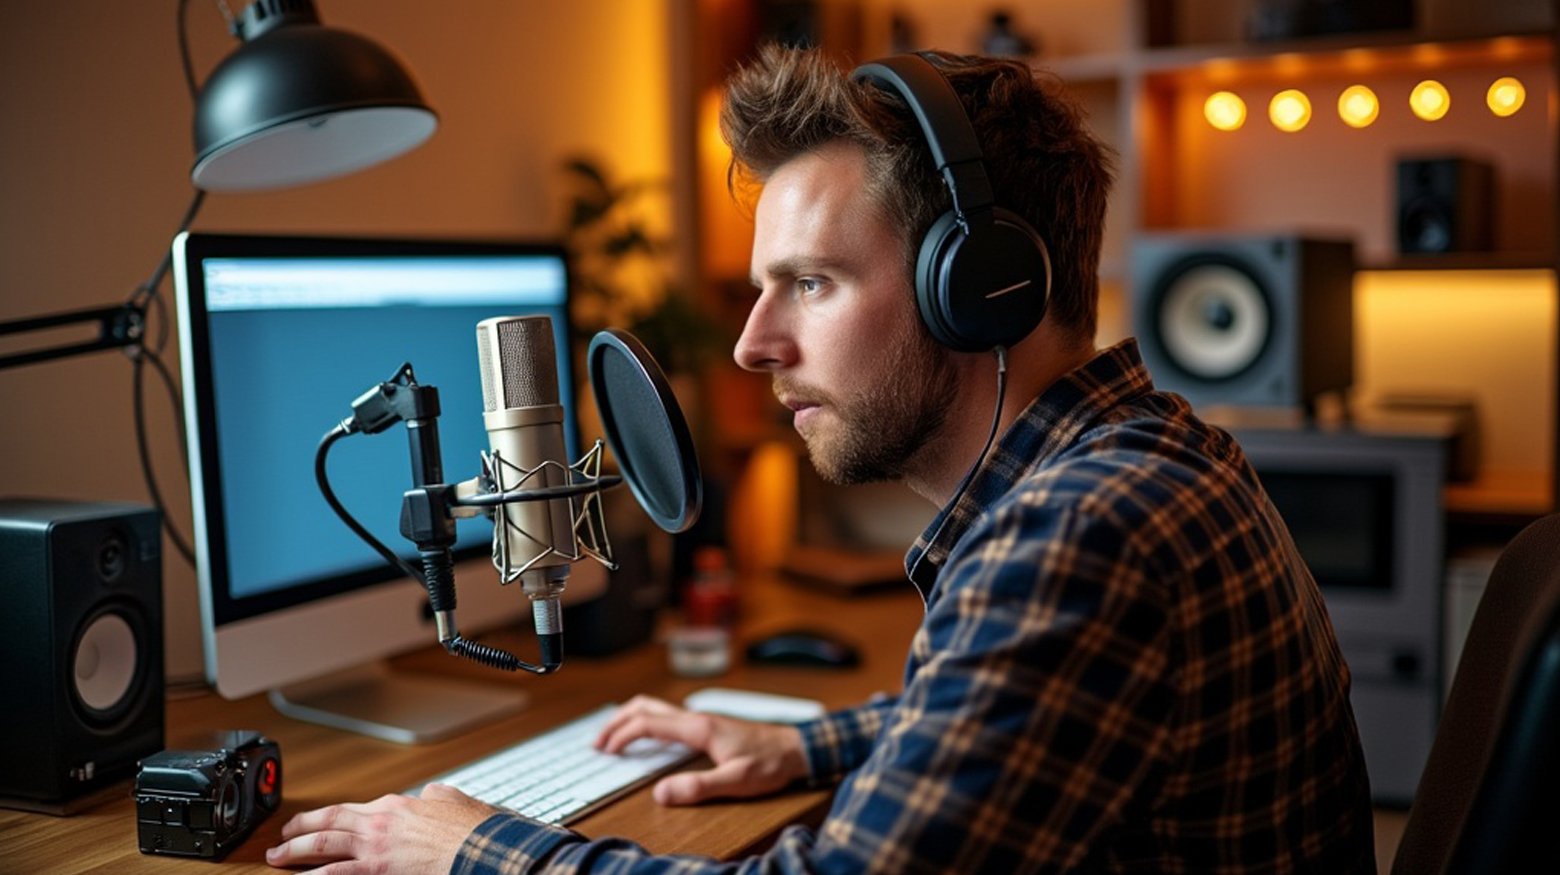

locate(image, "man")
[[268, 45, 1375, 874]]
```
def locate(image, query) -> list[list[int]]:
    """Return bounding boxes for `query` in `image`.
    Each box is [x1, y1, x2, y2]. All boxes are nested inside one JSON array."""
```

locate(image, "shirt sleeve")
[[795, 694, 900, 785], [451, 502, 1176, 874]]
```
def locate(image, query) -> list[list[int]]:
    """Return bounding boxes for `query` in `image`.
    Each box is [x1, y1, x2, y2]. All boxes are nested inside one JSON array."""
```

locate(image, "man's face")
[[735, 142, 957, 485]]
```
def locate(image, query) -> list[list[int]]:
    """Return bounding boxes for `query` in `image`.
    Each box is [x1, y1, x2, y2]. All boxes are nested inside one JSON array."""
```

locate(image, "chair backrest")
[[1391, 512, 1560, 874]]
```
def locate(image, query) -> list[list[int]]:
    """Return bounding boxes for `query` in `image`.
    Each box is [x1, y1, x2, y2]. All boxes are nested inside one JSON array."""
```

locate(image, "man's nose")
[[733, 292, 796, 372]]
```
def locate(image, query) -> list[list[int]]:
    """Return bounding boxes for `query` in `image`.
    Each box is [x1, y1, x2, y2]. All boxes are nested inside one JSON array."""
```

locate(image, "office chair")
[[1390, 513, 1560, 874]]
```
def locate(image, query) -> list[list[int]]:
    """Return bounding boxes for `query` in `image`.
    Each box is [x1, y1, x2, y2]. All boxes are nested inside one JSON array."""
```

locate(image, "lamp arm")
[[0, 302, 146, 372]]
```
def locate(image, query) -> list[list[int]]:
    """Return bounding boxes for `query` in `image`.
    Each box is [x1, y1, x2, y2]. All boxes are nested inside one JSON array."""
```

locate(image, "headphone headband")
[[851, 55, 995, 225]]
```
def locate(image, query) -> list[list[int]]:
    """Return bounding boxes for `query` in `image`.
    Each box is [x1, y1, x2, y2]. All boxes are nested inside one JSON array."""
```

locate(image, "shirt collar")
[[904, 338, 1155, 600]]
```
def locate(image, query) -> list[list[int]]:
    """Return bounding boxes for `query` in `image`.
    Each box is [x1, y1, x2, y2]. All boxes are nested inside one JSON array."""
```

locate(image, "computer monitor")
[[174, 232, 591, 742]]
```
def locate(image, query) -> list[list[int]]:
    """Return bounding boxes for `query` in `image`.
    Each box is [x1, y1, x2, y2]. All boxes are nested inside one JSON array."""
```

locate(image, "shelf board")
[[1444, 470, 1553, 519], [1041, 52, 1128, 85], [1360, 252, 1556, 272], [1138, 30, 1551, 85], [1038, 28, 1552, 86]]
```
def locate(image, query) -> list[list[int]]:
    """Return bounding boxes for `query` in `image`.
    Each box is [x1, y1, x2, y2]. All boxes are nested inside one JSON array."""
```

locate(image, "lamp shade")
[[191, 0, 436, 191]]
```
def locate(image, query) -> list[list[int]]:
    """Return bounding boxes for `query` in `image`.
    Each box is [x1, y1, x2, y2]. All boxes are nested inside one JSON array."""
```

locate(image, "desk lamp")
[[0, 0, 436, 557]]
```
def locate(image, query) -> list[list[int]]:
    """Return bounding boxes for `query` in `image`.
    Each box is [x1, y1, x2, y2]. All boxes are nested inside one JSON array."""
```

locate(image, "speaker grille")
[[477, 324, 498, 413], [500, 318, 558, 408], [479, 317, 558, 412]]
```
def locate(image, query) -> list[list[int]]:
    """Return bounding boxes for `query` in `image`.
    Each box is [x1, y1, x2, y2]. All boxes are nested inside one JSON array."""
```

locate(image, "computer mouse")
[[744, 628, 861, 669]]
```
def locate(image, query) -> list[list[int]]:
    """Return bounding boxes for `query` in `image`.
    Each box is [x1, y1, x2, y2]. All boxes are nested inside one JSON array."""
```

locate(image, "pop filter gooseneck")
[[587, 330, 702, 534]]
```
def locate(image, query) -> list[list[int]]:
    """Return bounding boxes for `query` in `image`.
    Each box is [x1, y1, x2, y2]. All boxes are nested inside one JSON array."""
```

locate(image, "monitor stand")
[[268, 661, 528, 744]]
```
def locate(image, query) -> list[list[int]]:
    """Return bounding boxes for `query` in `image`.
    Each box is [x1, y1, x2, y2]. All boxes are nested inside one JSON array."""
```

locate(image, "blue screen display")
[[198, 254, 573, 600]]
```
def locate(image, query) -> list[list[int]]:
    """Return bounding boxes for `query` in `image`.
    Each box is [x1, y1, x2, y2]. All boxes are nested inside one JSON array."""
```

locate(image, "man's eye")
[[797, 277, 824, 295]]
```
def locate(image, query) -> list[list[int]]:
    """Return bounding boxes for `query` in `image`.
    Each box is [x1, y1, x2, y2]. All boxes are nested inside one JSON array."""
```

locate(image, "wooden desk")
[[1, 576, 923, 873]]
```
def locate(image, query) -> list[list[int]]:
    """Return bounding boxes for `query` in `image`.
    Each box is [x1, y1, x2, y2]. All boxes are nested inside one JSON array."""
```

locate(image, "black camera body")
[[134, 731, 282, 859]]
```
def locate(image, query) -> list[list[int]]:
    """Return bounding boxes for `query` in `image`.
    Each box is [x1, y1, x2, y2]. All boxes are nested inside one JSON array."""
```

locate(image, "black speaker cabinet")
[[1132, 234, 1355, 411], [1397, 156, 1494, 254], [1248, 0, 1414, 41], [0, 499, 165, 814]]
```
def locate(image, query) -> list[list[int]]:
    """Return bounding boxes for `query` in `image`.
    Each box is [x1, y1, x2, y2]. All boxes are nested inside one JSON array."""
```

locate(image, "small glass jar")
[[666, 625, 730, 677]]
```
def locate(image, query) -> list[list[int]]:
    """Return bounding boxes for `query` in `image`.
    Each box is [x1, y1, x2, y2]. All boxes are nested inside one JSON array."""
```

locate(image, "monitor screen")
[[174, 232, 578, 699]]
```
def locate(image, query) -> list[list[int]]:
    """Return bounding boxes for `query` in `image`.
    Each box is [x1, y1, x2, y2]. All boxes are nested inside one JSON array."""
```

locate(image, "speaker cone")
[[72, 610, 142, 722], [1153, 260, 1272, 381]]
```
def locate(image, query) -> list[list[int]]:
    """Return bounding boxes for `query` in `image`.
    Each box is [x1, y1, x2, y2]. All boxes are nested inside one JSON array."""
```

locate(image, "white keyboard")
[[412, 705, 695, 825]]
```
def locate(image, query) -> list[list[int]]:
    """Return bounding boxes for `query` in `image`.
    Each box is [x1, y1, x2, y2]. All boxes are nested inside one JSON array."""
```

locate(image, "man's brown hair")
[[721, 44, 1115, 344]]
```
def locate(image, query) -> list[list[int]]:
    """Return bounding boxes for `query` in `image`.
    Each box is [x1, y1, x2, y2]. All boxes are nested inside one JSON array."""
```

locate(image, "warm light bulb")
[[1268, 89, 1312, 132], [1337, 84, 1379, 128], [1410, 80, 1450, 121], [1487, 76, 1526, 117], [1204, 91, 1247, 131]]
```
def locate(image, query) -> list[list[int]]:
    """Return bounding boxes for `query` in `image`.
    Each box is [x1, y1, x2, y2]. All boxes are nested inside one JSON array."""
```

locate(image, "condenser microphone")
[[475, 315, 577, 668]]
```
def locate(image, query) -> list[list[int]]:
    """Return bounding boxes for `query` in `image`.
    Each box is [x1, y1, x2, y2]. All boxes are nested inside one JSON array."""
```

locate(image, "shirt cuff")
[[451, 812, 576, 875]]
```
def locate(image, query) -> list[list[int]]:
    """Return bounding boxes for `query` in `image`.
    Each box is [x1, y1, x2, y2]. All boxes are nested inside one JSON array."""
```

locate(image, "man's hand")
[[266, 783, 497, 873], [594, 695, 810, 806]]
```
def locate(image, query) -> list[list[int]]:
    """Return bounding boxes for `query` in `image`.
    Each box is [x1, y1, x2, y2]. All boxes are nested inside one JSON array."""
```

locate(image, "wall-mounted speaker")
[[0, 499, 164, 814], [1132, 233, 1356, 411], [1396, 155, 1495, 254]]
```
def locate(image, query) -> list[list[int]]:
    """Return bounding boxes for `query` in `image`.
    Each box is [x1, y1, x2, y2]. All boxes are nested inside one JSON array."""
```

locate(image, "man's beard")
[[779, 320, 958, 485]]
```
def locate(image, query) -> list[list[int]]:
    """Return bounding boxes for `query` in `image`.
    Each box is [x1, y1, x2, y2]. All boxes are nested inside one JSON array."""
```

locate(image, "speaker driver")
[[1155, 262, 1271, 381], [1400, 199, 1452, 253], [72, 611, 140, 719]]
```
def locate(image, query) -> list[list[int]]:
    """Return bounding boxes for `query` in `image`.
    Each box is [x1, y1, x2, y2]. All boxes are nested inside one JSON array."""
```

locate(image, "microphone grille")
[[477, 316, 559, 412]]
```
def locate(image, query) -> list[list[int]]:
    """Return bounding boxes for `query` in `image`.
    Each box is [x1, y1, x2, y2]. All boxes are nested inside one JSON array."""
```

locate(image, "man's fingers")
[[598, 710, 714, 755], [279, 803, 370, 840], [593, 696, 682, 749], [652, 759, 755, 806], [265, 829, 362, 866]]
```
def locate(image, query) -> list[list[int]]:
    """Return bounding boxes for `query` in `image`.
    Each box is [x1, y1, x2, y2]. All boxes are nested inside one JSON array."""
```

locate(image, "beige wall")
[[0, 1, 675, 679]]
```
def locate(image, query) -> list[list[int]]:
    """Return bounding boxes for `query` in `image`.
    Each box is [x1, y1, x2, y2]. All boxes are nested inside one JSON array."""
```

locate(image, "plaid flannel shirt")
[[452, 339, 1376, 874]]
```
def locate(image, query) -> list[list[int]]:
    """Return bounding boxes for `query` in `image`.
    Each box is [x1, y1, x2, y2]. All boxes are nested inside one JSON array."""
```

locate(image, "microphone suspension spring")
[[449, 636, 522, 671]]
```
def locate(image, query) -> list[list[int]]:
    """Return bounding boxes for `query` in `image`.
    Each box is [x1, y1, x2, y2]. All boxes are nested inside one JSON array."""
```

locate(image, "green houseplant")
[[560, 156, 726, 376]]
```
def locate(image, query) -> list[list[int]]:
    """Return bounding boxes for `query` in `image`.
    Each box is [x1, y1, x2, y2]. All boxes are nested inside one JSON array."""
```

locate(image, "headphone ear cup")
[[916, 208, 1052, 353], [915, 210, 966, 350]]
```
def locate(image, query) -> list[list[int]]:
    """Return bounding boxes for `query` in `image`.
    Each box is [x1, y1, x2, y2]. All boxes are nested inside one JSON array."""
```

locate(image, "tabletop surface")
[[1, 574, 925, 873]]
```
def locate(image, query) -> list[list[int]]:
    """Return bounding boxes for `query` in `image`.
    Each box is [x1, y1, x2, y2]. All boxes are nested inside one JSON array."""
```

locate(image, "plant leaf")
[[569, 197, 612, 230], [604, 225, 653, 257], [563, 157, 611, 192]]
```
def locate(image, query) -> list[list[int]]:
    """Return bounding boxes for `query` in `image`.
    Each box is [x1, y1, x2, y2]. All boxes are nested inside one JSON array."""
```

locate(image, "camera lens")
[[97, 535, 127, 583], [218, 778, 241, 832]]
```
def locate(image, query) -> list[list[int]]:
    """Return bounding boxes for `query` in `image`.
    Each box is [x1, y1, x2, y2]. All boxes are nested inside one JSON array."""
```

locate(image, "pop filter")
[[588, 330, 702, 533]]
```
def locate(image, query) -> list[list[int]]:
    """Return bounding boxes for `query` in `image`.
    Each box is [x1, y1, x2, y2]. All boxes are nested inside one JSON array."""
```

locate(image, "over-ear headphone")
[[851, 54, 1052, 353]]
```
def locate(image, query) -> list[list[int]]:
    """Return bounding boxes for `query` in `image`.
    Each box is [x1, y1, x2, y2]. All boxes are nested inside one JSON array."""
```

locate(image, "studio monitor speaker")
[[1132, 233, 1355, 411], [0, 499, 165, 814], [1396, 155, 1494, 254]]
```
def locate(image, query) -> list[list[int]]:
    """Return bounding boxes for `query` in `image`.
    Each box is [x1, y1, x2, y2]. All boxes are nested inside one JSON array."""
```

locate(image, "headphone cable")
[[908, 346, 1009, 587]]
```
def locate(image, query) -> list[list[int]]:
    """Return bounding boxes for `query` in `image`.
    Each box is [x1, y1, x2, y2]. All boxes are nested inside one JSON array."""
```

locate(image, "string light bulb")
[[1487, 76, 1526, 117], [1269, 89, 1312, 132], [1204, 91, 1247, 131], [1410, 79, 1451, 121], [1337, 84, 1379, 128]]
